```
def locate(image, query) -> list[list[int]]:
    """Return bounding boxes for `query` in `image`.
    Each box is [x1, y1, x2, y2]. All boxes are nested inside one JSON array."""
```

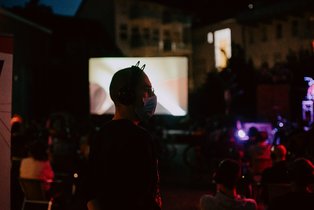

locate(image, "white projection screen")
[[89, 57, 188, 116]]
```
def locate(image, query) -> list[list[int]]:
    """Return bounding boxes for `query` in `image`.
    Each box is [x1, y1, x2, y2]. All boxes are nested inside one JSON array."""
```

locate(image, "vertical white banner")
[[0, 34, 13, 210]]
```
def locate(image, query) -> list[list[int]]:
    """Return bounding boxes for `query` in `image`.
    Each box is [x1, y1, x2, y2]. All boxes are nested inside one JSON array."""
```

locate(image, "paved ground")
[[158, 143, 215, 210], [161, 185, 210, 210]]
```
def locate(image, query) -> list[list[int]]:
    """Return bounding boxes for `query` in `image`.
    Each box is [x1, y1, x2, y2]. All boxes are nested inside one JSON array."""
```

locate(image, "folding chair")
[[18, 178, 53, 210]]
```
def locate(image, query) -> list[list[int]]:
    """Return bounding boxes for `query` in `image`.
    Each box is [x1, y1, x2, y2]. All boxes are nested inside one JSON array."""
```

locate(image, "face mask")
[[135, 95, 157, 122]]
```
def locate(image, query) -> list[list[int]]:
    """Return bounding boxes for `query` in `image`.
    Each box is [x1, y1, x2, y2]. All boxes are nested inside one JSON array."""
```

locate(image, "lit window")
[[214, 28, 231, 70], [207, 32, 213, 44]]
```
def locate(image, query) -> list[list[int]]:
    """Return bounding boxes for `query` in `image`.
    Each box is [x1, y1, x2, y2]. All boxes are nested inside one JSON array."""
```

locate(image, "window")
[[249, 29, 254, 44], [130, 26, 142, 48], [291, 20, 299, 37], [119, 24, 128, 41], [276, 24, 282, 39], [143, 27, 150, 44], [182, 27, 190, 44], [261, 26, 268, 42], [207, 32, 213, 44], [163, 30, 171, 51], [274, 52, 282, 63], [173, 31, 181, 43], [304, 19, 313, 38], [214, 28, 231, 70], [152, 29, 159, 45]]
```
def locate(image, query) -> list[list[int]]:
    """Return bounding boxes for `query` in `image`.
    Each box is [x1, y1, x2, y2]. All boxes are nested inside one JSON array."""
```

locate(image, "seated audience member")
[[268, 158, 314, 210], [260, 144, 290, 204], [20, 140, 55, 191], [200, 159, 257, 210]]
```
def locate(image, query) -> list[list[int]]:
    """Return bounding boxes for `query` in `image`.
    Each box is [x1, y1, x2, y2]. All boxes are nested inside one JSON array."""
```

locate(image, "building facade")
[[192, 0, 314, 89], [77, 0, 194, 89]]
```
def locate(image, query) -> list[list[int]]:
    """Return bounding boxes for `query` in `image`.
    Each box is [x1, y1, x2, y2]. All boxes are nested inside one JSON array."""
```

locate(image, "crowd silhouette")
[[10, 110, 314, 210]]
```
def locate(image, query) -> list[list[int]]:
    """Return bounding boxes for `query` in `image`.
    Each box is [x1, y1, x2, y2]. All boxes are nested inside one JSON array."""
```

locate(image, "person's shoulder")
[[241, 197, 257, 210], [21, 157, 33, 163], [200, 194, 216, 209], [200, 194, 214, 201]]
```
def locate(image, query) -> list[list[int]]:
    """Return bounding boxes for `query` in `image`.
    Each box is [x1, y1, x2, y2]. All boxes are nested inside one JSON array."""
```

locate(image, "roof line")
[[0, 7, 52, 34]]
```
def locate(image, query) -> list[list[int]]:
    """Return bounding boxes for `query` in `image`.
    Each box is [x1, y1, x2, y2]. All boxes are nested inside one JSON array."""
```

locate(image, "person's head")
[[109, 62, 157, 122], [257, 131, 268, 143], [248, 126, 259, 142], [271, 144, 287, 162], [289, 158, 314, 188], [27, 140, 49, 161], [214, 159, 241, 189]]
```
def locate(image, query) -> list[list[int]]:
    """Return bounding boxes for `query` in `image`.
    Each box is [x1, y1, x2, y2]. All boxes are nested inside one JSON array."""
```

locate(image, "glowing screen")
[[89, 57, 188, 116]]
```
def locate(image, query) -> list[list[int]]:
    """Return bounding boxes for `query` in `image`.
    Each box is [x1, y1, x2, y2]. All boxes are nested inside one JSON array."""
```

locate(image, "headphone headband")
[[133, 61, 146, 70]]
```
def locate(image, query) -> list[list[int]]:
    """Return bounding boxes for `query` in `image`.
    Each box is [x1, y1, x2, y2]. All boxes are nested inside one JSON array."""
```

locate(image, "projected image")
[[89, 57, 188, 116]]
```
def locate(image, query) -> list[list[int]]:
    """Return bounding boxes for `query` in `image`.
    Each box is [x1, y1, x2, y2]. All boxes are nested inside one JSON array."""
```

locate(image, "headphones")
[[213, 159, 240, 186], [117, 61, 146, 105]]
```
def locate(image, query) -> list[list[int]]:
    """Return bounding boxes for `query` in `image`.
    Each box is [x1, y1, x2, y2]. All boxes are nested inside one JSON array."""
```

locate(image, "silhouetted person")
[[11, 117, 28, 159], [242, 126, 259, 163], [20, 140, 54, 191], [260, 144, 290, 204], [247, 131, 272, 177], [261, 144, 289, 182], [200, 159, 257, 210], [286, 124, 314, 162], [268, 158, 314, 210], [85, 62, 161, 210]]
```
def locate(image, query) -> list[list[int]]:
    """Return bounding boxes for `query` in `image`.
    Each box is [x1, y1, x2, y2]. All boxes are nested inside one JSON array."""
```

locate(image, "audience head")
[[214, 159, 241, 189], [27, 140, 49, 161], [109, 62, 157, 122], [289, 158, 314, 187], [248, 126, 259, 141], [257, 131, 268, 143], [109, 66, 143, 105], [271, 144, 287, 162]]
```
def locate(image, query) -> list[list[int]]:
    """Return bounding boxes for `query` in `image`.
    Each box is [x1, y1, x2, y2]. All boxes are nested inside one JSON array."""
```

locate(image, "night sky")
[[0, 0, 82, 16], [0, 0, 290, 25]]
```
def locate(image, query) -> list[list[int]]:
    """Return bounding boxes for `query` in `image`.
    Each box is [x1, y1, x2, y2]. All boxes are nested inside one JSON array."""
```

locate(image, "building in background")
[[192, 18, 243, 89], [77, 0, 194, 89], [192, 0, 314, 89]]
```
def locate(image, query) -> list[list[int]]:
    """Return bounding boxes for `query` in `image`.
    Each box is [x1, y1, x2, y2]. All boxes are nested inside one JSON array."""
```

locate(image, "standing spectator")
[[200, 159, 257, 210], [260, 144, 290, 205], [268, 158, 314, 210], [261, 144, 289, 183], [85, 62, 161, 210]]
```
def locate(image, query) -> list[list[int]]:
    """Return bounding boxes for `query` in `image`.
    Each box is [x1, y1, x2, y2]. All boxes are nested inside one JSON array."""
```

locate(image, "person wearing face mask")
[[85, 62, 161, 210]]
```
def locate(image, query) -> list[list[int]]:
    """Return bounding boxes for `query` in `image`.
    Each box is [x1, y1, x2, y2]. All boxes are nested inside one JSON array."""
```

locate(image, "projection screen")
[[89, 57, 188, 116]]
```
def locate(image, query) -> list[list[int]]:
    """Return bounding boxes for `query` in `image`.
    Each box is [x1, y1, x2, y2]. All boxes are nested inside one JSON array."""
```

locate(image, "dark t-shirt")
[[268, 191, 314, 210], [261, 160, 290, 184], [260, 160, 291, 204], [86, 119, 160, 210]]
